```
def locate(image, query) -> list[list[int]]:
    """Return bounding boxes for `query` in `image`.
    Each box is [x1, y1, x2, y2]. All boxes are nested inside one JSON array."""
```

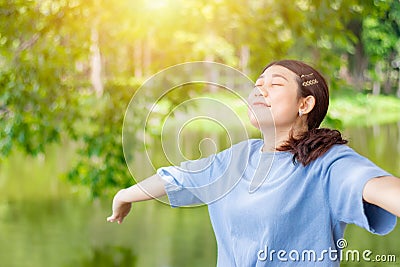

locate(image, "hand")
[[107, 189, 132, 224]]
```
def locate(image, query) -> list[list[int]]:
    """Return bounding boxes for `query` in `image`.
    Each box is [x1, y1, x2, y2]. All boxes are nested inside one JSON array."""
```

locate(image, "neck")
[[260, 126, 292, 152], [260, 121, 309, 152]]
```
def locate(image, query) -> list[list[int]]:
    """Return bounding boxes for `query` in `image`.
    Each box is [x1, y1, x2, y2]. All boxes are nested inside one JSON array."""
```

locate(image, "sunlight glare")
[[145, 0, 170, 10]]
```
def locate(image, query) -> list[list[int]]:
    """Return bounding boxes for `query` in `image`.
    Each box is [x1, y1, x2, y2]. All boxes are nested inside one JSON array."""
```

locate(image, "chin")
[[249, 119, 261, 130], [248, 115, 273, 132], [247, 109, 274, 131], [248, 109, 260, 129]]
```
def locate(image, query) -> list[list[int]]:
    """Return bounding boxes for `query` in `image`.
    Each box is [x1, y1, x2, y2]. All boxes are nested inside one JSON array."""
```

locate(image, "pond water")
[[0, 123, 399, 267]]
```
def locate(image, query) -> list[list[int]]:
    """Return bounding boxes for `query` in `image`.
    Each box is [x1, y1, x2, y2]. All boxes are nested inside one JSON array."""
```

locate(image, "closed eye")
[[271, 77, 286, 86]]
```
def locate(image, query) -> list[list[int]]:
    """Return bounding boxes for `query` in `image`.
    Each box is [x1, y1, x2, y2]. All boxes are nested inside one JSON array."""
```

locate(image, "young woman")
[[107, 60, 400, 266]]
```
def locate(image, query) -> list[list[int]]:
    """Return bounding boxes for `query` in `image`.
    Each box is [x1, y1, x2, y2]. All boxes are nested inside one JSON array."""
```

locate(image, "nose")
[[254, 85, 267, 97]]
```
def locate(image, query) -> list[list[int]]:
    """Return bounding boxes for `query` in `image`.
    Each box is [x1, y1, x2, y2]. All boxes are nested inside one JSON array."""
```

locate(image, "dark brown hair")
[[262, 59, 347, 165]]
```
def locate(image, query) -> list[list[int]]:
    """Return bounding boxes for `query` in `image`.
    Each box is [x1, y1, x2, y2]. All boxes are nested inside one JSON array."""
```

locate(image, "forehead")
[[259, 65, 298, 80]]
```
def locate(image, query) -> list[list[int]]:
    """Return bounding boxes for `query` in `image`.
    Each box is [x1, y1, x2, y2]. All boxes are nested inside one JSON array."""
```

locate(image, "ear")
[[299, 95, 315, 115]]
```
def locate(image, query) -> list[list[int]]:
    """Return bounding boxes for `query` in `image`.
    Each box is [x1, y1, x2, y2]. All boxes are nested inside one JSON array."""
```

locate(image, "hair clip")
[[302, 79, 318, 87], [300, 73, 314, 78], [300, 73, 318, 87]]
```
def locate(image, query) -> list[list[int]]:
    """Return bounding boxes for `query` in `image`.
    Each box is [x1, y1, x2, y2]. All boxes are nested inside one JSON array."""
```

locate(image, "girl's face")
[[247, 65, 302, 131]]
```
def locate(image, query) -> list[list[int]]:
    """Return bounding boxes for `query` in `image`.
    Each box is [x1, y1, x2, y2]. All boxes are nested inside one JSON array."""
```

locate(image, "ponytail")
[[277, 128, 348, 166]]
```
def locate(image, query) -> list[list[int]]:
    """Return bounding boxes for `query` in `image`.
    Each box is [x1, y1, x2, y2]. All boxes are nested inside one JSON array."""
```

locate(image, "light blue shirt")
[[157, 139, 397, 266]]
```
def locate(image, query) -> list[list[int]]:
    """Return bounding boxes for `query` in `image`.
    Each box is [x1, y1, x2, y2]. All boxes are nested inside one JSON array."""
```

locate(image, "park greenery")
[[1, 0, 400, 196]]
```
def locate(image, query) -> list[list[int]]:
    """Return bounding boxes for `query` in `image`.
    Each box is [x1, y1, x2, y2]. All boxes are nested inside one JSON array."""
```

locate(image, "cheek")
[[270, 104, 299, 125]]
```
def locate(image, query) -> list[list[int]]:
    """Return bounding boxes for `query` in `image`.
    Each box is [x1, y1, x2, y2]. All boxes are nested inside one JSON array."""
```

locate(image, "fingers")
[[107, 215, 119, 223], [107, 214, 124, 224], [107, 201, 132, 224]]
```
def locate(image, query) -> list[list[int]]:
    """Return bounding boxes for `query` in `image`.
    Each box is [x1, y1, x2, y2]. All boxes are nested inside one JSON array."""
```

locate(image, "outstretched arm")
[[107, 174, 166, 224], [363, 176, 400, 217]]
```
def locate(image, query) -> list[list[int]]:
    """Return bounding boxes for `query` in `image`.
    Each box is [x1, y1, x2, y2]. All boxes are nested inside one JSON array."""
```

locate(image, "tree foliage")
[[0, 0, 88, 156], [1, 0, 399, 196]]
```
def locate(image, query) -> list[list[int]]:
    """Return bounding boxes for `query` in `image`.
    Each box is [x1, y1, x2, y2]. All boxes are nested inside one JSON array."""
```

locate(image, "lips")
[[252, 101, 271, 108]]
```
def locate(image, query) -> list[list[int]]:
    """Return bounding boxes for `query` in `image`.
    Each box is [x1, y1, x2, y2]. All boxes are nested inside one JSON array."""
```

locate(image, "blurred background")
[[1, 0, 400, 266]]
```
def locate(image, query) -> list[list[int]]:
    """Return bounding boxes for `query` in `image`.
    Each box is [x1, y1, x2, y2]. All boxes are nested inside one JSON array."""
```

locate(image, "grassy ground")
[[329, 93, 400, 127]]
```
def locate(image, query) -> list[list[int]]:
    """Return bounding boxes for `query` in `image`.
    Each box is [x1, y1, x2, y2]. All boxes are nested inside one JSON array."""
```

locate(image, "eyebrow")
[[258, 73, 289, 81], [271, 74, 289, 81]]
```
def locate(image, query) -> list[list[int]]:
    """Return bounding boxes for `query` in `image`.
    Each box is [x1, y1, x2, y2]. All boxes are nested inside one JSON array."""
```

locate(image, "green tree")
[[0, 0, 89, 157], [2, 0, 399, 197], [362, 0, 400, 95]]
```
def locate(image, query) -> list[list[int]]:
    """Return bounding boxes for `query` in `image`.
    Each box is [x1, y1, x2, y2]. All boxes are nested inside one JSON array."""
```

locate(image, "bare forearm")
[[363, 176, 400, 217], [107, 174, 167, 224], [117, 174, 167, 203]]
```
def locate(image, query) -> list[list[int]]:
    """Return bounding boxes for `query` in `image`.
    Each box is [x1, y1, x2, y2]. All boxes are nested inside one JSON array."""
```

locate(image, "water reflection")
[[78, 246, 137, 266], [0, 123, 399, 267], [345, 123, 400, 176]]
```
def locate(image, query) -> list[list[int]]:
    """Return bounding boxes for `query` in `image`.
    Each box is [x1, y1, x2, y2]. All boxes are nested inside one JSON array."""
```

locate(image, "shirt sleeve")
[[156, 145, 234, 207], [327, 145, 397, 235], [157, 140, 254, 207]]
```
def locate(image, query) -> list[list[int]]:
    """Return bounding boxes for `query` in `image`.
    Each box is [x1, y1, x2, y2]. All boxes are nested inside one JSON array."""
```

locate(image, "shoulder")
[[229, 138, 263, 153], [319, 144, 359, 162], [316, 144, 389, 178], [213, 139, 263, 162], [310, 144, 360, 173]]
